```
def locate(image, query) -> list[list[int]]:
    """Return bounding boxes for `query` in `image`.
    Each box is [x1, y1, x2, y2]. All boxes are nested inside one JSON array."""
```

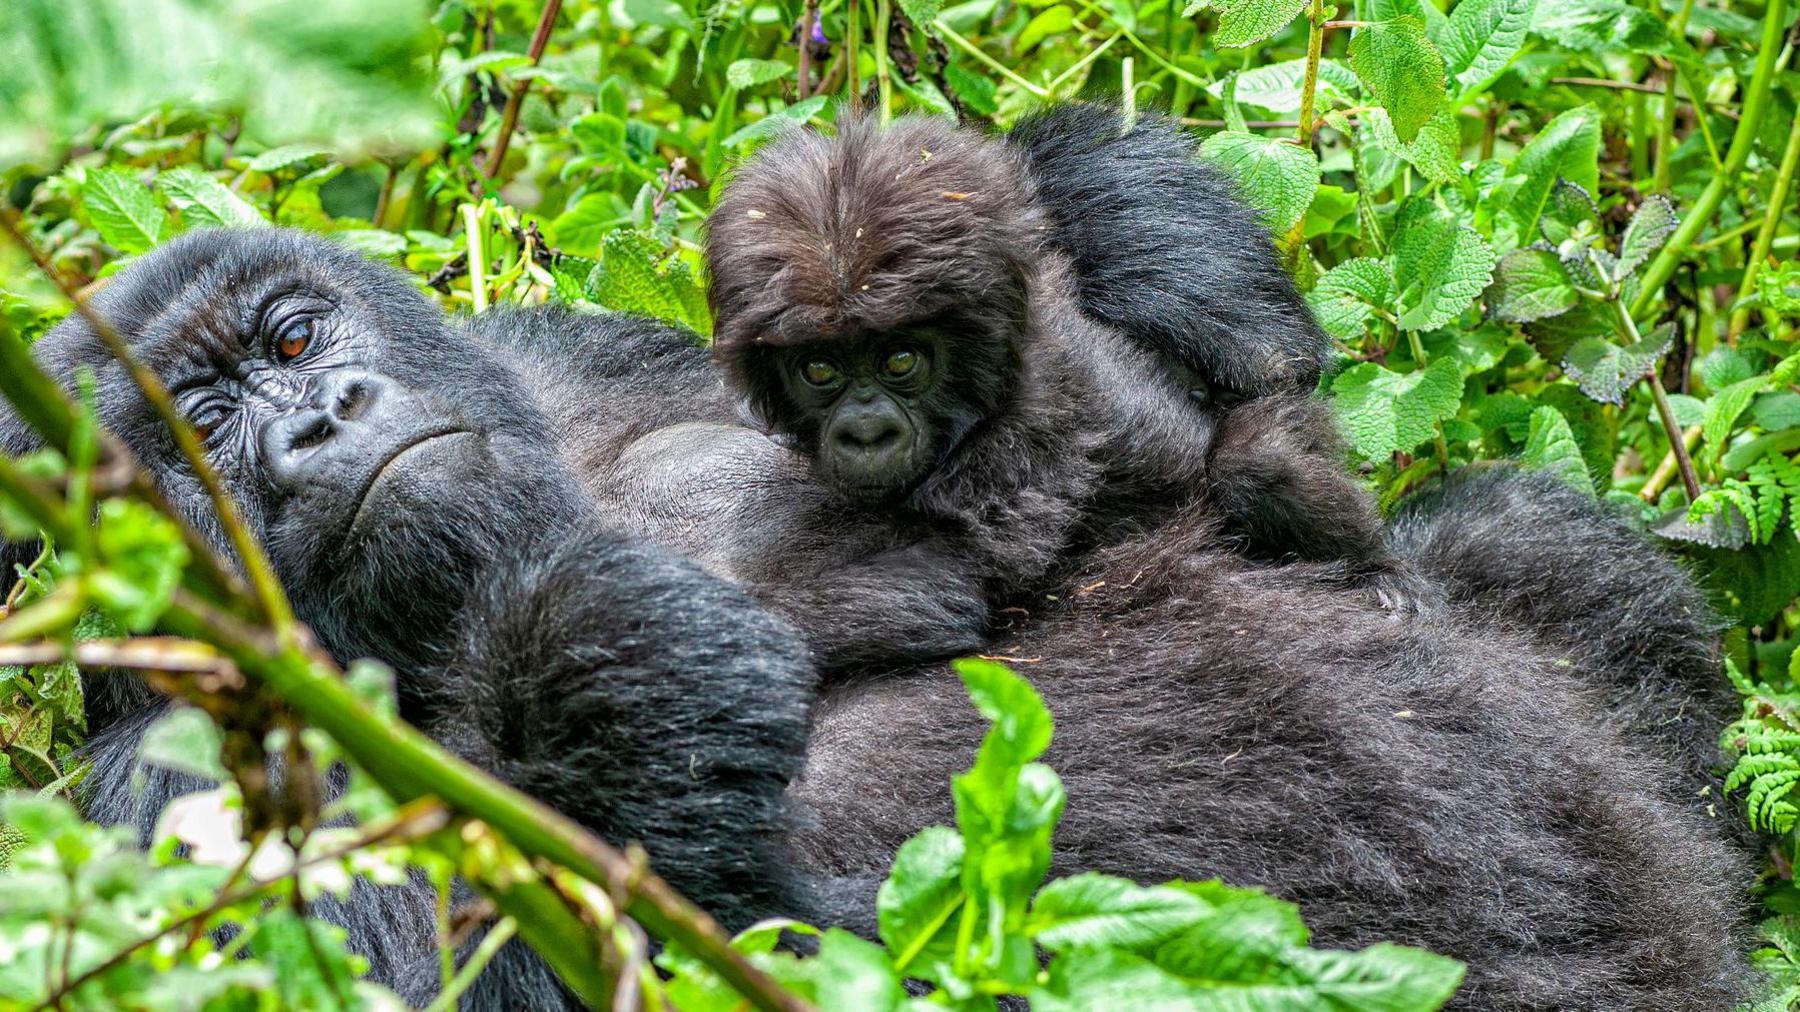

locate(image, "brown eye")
[[276, 318, 313, 362], [882, 348, 919, 378], [801, 359, 841, 387]]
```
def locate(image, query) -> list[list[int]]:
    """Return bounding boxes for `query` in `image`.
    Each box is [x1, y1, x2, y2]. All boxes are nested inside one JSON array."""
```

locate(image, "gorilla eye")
[[187, 403, 228, 444], [275, 318, 314, 363], [882, 349, 920, 378], [800, 359, 841, 387]]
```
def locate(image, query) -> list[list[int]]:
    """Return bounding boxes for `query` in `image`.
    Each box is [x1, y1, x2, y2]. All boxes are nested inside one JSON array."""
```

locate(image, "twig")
[[1551, 76, 1665, 95], [423, 918, 519, 1012], [933, 20, 1049, 98], [484, 0, 565, 181], [1641, 425, 1702, 502]]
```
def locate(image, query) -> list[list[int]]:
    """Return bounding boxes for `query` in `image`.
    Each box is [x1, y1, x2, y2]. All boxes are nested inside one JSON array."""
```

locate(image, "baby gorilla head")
[[20, 229, 583, 665], [707, 115, 1044, 501]]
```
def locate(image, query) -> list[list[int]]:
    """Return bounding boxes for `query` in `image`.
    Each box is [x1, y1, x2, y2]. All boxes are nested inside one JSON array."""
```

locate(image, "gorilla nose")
[[262, 372, 396, 485], [833, 414, 904, 455]]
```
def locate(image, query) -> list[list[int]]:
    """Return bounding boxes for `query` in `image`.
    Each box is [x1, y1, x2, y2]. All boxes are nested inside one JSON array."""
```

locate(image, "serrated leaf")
[[1347, 17, 1446, 143], [82, 169, 170, 255], [1331, 357, 1465, 458], [1532, 0, 1702, 82], [1704, 376, 1769, 463], [1506, 105, 1601, 244], [1196, 131, 1320, 235], [158, 169, 268, 230], [1308, 257, 1394, 340], [1616, 195, 1677, 279], [1392, 199, 1497, 331], [722, 95, 830, 148], [900, 0, 944, 24], [1206, 0, 1309, 47], [1206, 58, 1360, 114], [1441, 0, 1536, 97], [1521, 406, 1595, 494], [1484, 248, 1577, 323], [1699, 346, 1756, 391], [1560, 325, 1671, 405], [1363, 106, 1462, 183], [725, 58, 793, 90], [246, 144, 332, 174]]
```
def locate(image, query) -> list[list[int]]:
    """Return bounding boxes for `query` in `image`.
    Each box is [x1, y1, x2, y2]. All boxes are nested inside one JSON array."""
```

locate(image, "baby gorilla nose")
[[833, 410, 904, 454]]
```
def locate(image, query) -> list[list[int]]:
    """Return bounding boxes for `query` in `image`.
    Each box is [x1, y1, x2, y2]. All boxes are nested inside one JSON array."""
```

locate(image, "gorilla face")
[[29, 230, 585, 665]]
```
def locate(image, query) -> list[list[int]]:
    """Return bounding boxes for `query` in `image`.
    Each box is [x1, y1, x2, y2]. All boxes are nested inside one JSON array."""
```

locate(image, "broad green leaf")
[[0, 0, 434, 168], [1331, 357, 1465, 458], [1616, 195, 1677, 279], [955, 658, 1053, 769], [1505, 105, 1601, 244], [158, 169, 268, 230], [1028, 875, 1209, 952], [722, 95, 830, 148], [1208, 58, 1360, 114], [587, 230, 708, 333], [1560, 324, 1672, 405], [1363, 106, 1462, 183], [547, 193, 625, 256], [1308, 257, 1394, 340], [137, 706, 225, 781], [1019, 6, 1076, 52], [783, 930, 907, 1011], [1391, 199, 1497, 332], [246, 144, 332, 174], [1705, 376, 1769, 463], [1521, 406, 1595, 495], [81, 169, 170, 255], [1197, 131, 1320, 235], [725, 58, 793, 90], [91, 497, 189, 631], [1484, 248, 1577, 323], [876, 827, 965, 973], [1699, 346, 1756, 390], [1347, 17, 1446, 143], [620, 0, 694, 30], [1441, 0, 1536, 97], [1203, 0, 1309, 47], [1531, 0, 1703, 80], [1522, 297, 1610, 362]]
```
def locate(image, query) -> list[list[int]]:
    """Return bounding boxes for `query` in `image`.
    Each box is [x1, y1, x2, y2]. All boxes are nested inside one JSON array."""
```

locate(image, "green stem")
[[462, 203, 489, 314], [873, 0, 892, 123], [424, 919, 518, 1012], [1282, 0, 1326, 255], [933, 21, 1050, 98], [1630, 0, 1788, 320], [1730, 110, 1800, 337], [1652, 0, 1695, 192]]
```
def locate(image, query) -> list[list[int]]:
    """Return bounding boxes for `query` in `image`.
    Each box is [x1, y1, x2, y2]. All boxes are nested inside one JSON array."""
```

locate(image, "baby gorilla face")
[[29, 229, 582, 662], [775, 332, 947, 499]]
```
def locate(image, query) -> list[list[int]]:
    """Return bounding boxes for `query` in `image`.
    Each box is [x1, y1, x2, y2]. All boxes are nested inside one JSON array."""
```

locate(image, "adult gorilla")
[[0, 230, 815, 1008]]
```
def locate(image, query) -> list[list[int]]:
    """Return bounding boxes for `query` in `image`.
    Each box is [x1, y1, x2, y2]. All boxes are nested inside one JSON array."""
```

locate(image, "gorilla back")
[[0, 229, 815, 1008]]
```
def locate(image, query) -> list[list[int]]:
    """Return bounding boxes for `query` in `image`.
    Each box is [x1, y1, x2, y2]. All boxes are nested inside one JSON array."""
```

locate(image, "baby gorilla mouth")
[[349, 429, 477, 534]]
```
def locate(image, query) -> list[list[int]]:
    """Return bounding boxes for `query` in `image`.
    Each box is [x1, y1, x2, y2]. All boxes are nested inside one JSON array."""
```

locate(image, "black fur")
[[0, 229, 815, 1009]]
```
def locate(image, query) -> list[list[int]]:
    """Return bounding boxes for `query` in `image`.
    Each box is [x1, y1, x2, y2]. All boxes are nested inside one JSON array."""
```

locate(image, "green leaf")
[[81, 169, 170, 255], [0, 0, 435, 168], [1347, 17, 1446, 143], [1521, 406, 1595, 495], [1505, 105, 1601, 244], [1704, 376, 1769, 463], [1560, 324, 1672, 405], [722, 95, 830, 148], [1028, 874, 1210, 952], [725, 58, 793, 90], [137, 706, 225, 781], [1531, 0, 1700, 78], [1441, 0, 1536, 97], [91, 497, 190, 631], [246, 144, 332, 174], [620, 0, 694, 30], [1616, 195, 1677, 279], [1208, 58, 1360, 114], [1308, 257, 1394, 341], [1331, 357, 1465, 458], [1362, 106, 1462, 183], [1484, 248, 1577, 323], [1019, 6, 1076, 52], [158, 169, 268, 230], [876, 827, 965, 973], [1391, 199, 1497, 332], [1699, 346, 1756, 390], [1206, 0, 1309, 47], [900, 0, 945, 23], [1196, 131, 1320, 235]]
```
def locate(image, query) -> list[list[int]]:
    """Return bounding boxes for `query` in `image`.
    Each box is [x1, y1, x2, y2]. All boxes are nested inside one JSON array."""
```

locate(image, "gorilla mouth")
[[349, 429, 474, 532]]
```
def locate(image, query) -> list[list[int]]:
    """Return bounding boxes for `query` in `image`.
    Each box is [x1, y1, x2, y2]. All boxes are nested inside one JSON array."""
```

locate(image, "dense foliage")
[[1, 0, 1798, 1007]]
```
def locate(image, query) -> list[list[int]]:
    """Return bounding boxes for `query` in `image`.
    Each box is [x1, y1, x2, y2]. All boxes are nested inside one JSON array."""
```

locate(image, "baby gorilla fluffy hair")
[[0, 229, 814, 1008], [705, 111, 1402, 672]]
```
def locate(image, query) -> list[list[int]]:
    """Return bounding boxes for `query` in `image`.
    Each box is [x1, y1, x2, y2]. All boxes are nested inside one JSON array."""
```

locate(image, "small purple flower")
[[810, 17, 829, 45]]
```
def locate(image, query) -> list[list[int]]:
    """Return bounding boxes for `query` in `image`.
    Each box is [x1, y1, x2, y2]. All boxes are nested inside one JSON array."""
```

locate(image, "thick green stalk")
[[874, 0, 892, 123], [1730, 110, 1800, 336], [1652, 0, 1695, 192], [1283, 0, 1327, 254], [1631, 0, 1788, 319]]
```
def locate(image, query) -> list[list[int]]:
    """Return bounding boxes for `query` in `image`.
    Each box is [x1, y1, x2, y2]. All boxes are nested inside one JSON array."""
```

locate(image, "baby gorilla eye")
[[881, 348, 920, 378], [800, 359, 841, 387], [276, 317, 314, 363]]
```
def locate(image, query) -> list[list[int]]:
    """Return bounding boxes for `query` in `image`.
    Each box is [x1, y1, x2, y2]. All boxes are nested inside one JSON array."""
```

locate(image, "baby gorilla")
[[706, 111, 1401, 671]]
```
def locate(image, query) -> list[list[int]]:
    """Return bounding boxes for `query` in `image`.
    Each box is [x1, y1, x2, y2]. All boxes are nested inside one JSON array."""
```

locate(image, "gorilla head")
[[707, 116, 1046, 502], [16, 229, 585, 668]]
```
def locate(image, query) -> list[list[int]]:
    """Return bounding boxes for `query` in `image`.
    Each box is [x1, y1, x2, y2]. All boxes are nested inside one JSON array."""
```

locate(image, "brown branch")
[[484, 0, 565, 181], [1551, 76, 1665, 95]]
